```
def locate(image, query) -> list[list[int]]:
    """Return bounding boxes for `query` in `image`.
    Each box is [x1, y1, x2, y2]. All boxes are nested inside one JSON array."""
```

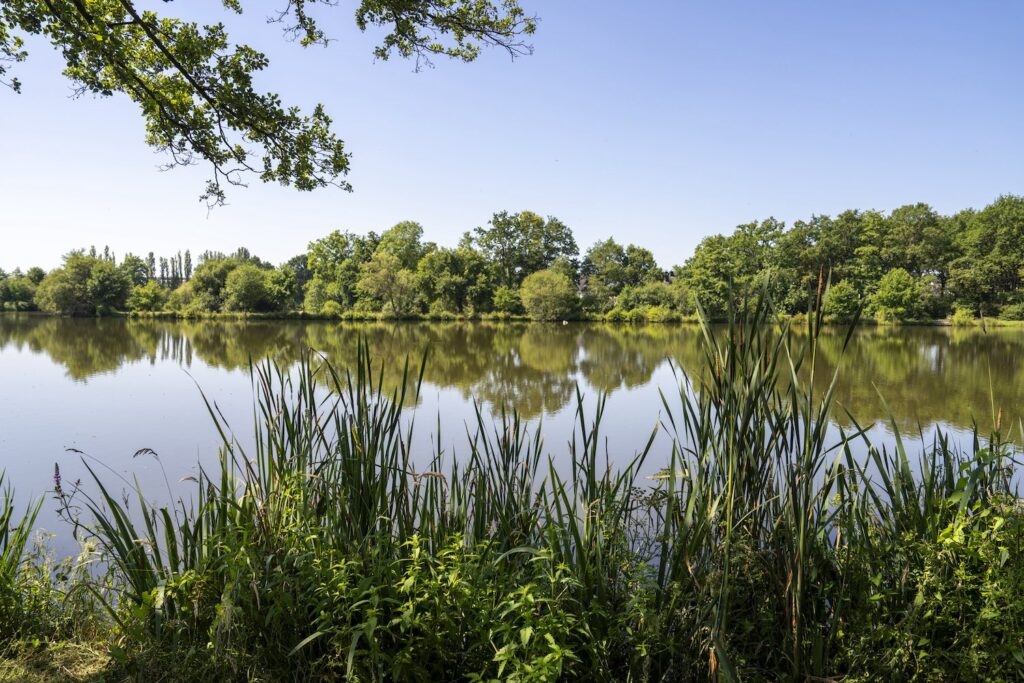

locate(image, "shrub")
[[126, 280, 169, 312], [619, 304, 682, 323], [646, 305, 679, 322], [491, 285, 522, 315], [520, 269, 577, 320], [616, 281, 674, 310], [822, 280, 861, 322], [223, 263, 275, 312], [950, 306, 976, 326], [426, 300, 458, 319], [840, 499, 1024, 681], [871, 268, 924, 322], [626, 305, 649, 323], [167, 281, 216, 314], [604, 306, 628, 322], [998, 302, 1024, 321], [320, 300, 344, 318]]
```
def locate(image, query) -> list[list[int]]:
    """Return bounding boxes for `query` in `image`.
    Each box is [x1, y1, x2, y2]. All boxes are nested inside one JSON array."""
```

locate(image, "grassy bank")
[[2, 302, 1023, 681]]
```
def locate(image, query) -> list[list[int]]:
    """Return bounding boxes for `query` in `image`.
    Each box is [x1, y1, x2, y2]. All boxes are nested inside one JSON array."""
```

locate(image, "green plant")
[[998, 302, 1024, 321], [950, 305, 976, 326], [823, 279, 862, 322], [871, 268, 924, 321], [519, 269, 577, 320], [1, 473, 40, 643]]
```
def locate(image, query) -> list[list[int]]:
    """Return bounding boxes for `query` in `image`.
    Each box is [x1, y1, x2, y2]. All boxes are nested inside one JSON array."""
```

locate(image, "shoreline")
[[3, 309, 1023, 327]]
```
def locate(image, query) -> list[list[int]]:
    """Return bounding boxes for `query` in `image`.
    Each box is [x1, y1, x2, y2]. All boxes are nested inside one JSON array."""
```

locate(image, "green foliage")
[[304, 230, 378, 313], [668, 196, 1024, 321], [34, 252, 131, 315], [119, 254, 150, 287], [1, 0, 535, 204], [473, 211, 578, 288], [14, 195, 1024, 322], [223, 263, 276, 312], [356, 251, 419, 317], [24, 267, 45, 285], [126, 280, 168, 312], [998, 302, 1024, 321], [0, 275, 36, 311], [320, 299, 344, 318], [415, 246, 492, 315], [630, 304, 678, 322], [615, 280, 673, 310], [871, 268, 924, 321], [840, 499, 1024, 680], [1, 472, 39, 644], [822, 279, 861, 322], [378, 221, 428, 270], [166, 280, 217, 316], [950, 305, 977, 326], [167, 258, 234, 314], [491, 285, 523, 315], [519, 268, 576, 320], [581, 239, 663, 313]]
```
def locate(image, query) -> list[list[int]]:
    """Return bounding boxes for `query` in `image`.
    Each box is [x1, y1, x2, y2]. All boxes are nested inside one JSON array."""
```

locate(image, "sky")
[[2, 0, 1023, 271]]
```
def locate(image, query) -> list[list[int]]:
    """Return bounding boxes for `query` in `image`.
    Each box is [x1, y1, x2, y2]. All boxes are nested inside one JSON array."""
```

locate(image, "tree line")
[[3, 195, 1024, 321]]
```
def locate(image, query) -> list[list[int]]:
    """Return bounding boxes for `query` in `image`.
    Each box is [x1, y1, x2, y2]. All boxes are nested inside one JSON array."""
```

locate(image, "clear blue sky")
[[2, 0, 1022, 271]]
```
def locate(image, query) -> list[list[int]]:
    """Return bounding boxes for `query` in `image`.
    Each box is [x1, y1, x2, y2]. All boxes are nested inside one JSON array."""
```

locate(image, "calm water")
[[2, 315, 1022, 543]]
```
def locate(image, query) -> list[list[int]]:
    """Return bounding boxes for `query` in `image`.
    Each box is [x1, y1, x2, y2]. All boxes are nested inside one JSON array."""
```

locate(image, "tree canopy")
[[0, 0, 536, 205], [8, 196, 1024, 323]]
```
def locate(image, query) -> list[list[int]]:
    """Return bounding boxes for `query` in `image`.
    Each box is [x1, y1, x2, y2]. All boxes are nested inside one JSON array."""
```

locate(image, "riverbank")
[[2, 308, 1022, 681]]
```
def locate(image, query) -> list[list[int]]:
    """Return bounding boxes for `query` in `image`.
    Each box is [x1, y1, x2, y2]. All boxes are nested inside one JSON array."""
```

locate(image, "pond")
[[2, 315, 1022, 543]]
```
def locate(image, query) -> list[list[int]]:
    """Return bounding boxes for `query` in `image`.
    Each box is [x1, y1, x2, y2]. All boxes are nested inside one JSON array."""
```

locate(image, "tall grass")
[[1, 471, 42, 642], [8, 292, 1024, 681]]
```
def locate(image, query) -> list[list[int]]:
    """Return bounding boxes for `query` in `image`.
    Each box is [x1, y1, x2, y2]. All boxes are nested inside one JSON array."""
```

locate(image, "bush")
[[426, 300, 458, 320], [126, 280, 169, 312], [616, 281, 674, 310], [604, 306, 628, 322], [320, 300, 344, 318], [604, 304, 682, 323], [519, 269, 577, 321], [223, 263, 276, 312], [644, 305, 678, 322], [950, 306, 976, 326], [840, 499, 1024, 681], [870, 268, 924, 322], [627, 305, 649, 323], [491, 285, 522, 315], [822, 280, 861, 323], [167, 281, 216, 314], [998, 302, 1024, 321]]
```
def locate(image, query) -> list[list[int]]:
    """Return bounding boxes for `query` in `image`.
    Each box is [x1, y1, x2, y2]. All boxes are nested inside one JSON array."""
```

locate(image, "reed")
[[1, 471, 42, 642]]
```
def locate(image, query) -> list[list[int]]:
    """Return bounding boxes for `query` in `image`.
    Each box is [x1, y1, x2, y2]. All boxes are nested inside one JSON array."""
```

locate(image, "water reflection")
[[1, 315, 1022, 431]]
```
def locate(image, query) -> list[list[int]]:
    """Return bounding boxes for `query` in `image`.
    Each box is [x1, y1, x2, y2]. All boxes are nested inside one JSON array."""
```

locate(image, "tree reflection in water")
[[1, 315, 1022, 432]]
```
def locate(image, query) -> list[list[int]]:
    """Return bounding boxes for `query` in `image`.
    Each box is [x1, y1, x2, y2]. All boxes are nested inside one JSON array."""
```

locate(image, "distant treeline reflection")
[[1, 316, 1021, 432]]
